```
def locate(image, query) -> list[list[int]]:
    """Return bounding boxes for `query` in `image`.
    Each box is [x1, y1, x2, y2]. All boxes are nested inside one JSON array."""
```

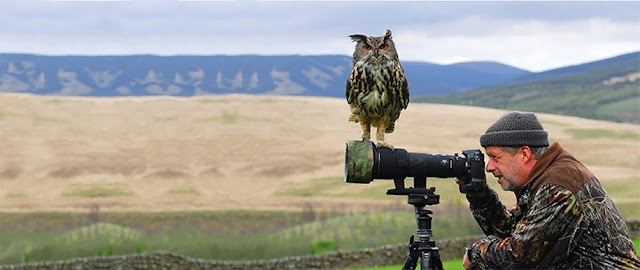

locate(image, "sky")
[[1, 0, 639, 72]]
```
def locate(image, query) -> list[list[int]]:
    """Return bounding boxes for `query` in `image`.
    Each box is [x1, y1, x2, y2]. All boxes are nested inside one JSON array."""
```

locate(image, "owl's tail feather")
[[385, 122, 395, 133], [349, 114, 359, 123]]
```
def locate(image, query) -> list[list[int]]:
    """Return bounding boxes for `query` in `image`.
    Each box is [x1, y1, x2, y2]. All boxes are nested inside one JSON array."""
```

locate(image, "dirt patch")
[[0, 166, 21, 179], [259, 163, 319, 177], [144, 169, 192, 179], [199, 167, 223, 177], [48, 152, 146, 178]]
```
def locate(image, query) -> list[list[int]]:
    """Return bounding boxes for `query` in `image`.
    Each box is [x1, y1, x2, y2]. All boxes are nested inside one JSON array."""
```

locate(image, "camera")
[[343, 140, 486, 269], [344, 140, 485, 194]]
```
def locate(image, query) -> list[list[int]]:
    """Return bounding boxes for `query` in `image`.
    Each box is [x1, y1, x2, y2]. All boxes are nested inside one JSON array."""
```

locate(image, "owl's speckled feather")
[[346, 29, 409, 148]]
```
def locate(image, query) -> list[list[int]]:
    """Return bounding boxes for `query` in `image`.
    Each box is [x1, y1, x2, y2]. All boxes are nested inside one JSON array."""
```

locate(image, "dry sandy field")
[[0, 93, 638, 215]]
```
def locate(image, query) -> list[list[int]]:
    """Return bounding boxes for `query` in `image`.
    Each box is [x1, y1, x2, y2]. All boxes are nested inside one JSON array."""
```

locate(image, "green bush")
[[311, 240, 337, 254]]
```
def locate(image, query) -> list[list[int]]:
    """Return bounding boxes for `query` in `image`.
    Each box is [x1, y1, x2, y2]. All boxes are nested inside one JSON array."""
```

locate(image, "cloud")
[[392, 16, 640, 71], [0, 1, 638, 72]]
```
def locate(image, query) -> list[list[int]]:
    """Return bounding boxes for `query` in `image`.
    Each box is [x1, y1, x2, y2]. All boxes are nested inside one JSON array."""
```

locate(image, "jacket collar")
[[515, 142, 572, 207], [527, 142, 562, 184], [525, 142, 563, 193], [514, 142, 562, 198]]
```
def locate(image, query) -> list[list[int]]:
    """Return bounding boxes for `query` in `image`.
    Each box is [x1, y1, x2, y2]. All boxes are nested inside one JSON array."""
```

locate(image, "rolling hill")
[[0, 94, 637, 215], [415, 52, 640, 123]]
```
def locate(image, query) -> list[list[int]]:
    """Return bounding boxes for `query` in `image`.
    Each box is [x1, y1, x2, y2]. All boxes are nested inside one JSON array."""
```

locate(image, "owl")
[[346, 29, 409, 149]]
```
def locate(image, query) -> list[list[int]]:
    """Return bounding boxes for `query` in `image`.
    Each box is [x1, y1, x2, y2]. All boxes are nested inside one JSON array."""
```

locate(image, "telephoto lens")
[[344, 140, 468, 183]]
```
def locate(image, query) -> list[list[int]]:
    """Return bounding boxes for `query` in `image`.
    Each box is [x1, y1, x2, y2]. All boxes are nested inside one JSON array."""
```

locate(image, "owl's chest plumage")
[[359, 65, 389, 108], [346, 61, 407, 120]]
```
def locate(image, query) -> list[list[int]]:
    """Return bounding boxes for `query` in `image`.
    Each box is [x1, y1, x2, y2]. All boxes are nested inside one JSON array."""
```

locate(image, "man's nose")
[[486, 159, 496, 172]]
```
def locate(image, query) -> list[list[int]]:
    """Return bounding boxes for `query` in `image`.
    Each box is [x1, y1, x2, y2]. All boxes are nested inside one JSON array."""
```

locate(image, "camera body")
[[344, 140, 485, 194]]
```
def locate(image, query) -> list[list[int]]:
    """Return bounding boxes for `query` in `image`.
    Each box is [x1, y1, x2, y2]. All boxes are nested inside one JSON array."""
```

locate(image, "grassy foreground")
[[351, 258, 464, 270], [0, 208, 637, 266], [352, 239, 640, 270], [0, 209, 482, 264]]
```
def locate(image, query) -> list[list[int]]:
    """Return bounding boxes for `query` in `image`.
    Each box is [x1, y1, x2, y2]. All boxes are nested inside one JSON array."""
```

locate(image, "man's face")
[[485, 146, 525, 192]]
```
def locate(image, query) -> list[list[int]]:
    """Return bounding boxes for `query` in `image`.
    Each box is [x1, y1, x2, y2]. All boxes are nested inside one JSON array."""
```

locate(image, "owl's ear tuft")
[[349, 34, 368, 43], [383, 29, 392, 41]]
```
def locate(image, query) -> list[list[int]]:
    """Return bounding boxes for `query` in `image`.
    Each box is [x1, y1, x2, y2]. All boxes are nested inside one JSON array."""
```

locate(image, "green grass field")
[[2, 208, 637, 266], [596, 96, 640, 118], [0, 209, 483, 264], [350, 258, 464, 270], [1, 173, 636, 265], [564, 128, 640, 140], [61, 182, 135, 198], [352, 239, 640, 270]]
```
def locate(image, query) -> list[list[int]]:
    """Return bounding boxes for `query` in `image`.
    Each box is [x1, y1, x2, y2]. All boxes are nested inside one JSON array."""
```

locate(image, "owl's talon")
[[361, 132, 371, 142], [376, 142, 394, 149]]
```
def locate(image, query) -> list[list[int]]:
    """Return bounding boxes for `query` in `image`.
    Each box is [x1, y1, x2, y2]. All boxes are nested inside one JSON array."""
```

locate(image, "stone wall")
[[0, 236, 479, 270], [628, 219, 640, 239], [2, 220, 638, 270]]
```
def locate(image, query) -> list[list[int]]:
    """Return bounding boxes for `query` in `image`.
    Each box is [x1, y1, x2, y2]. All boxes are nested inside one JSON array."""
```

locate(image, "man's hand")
[[456, 176, 488, 198], [463, 251, 478, 270]]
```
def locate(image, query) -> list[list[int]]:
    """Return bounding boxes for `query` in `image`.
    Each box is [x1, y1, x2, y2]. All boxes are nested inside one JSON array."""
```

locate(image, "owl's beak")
[[374, 49, 379, 57]]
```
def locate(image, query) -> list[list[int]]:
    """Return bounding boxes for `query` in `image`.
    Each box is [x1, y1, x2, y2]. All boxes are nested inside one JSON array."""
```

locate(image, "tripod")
[[387, 176, 443, 270]]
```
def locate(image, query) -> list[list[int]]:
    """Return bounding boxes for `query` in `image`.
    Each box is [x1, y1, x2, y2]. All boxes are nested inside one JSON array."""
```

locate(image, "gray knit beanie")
[[480, 111, 549, 148]]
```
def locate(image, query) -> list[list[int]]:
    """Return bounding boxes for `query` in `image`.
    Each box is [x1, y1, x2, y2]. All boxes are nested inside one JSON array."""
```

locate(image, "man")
[[458, 111, 640, 269]]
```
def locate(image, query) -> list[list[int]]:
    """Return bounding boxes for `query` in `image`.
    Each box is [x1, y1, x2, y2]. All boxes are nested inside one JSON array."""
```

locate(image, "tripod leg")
[[402, 253, 419, 270], [402, 235, 419, 270]]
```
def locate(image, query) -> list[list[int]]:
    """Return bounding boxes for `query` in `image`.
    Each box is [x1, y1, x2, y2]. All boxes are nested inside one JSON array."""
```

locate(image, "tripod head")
[[386, 176, 440, 207]]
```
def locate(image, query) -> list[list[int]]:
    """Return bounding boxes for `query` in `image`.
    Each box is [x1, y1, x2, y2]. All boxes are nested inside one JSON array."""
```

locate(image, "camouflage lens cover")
[[344, 140, 375, 183]]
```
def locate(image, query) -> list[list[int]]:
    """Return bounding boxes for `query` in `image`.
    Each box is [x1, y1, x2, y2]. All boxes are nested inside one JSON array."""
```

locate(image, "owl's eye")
[[363, 45, 372, 51], [380, 44, 388, 49]]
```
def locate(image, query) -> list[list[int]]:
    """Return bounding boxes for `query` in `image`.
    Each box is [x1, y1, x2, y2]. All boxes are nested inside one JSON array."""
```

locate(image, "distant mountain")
[[0, 54, 529, 98], [403, 61, 531, 95], [510, 52, 640, 84], [415, 52, 640, 123]]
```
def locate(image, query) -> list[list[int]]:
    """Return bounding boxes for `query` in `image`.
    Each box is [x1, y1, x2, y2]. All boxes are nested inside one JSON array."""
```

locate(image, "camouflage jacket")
[[467, 142, 640, 269]]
